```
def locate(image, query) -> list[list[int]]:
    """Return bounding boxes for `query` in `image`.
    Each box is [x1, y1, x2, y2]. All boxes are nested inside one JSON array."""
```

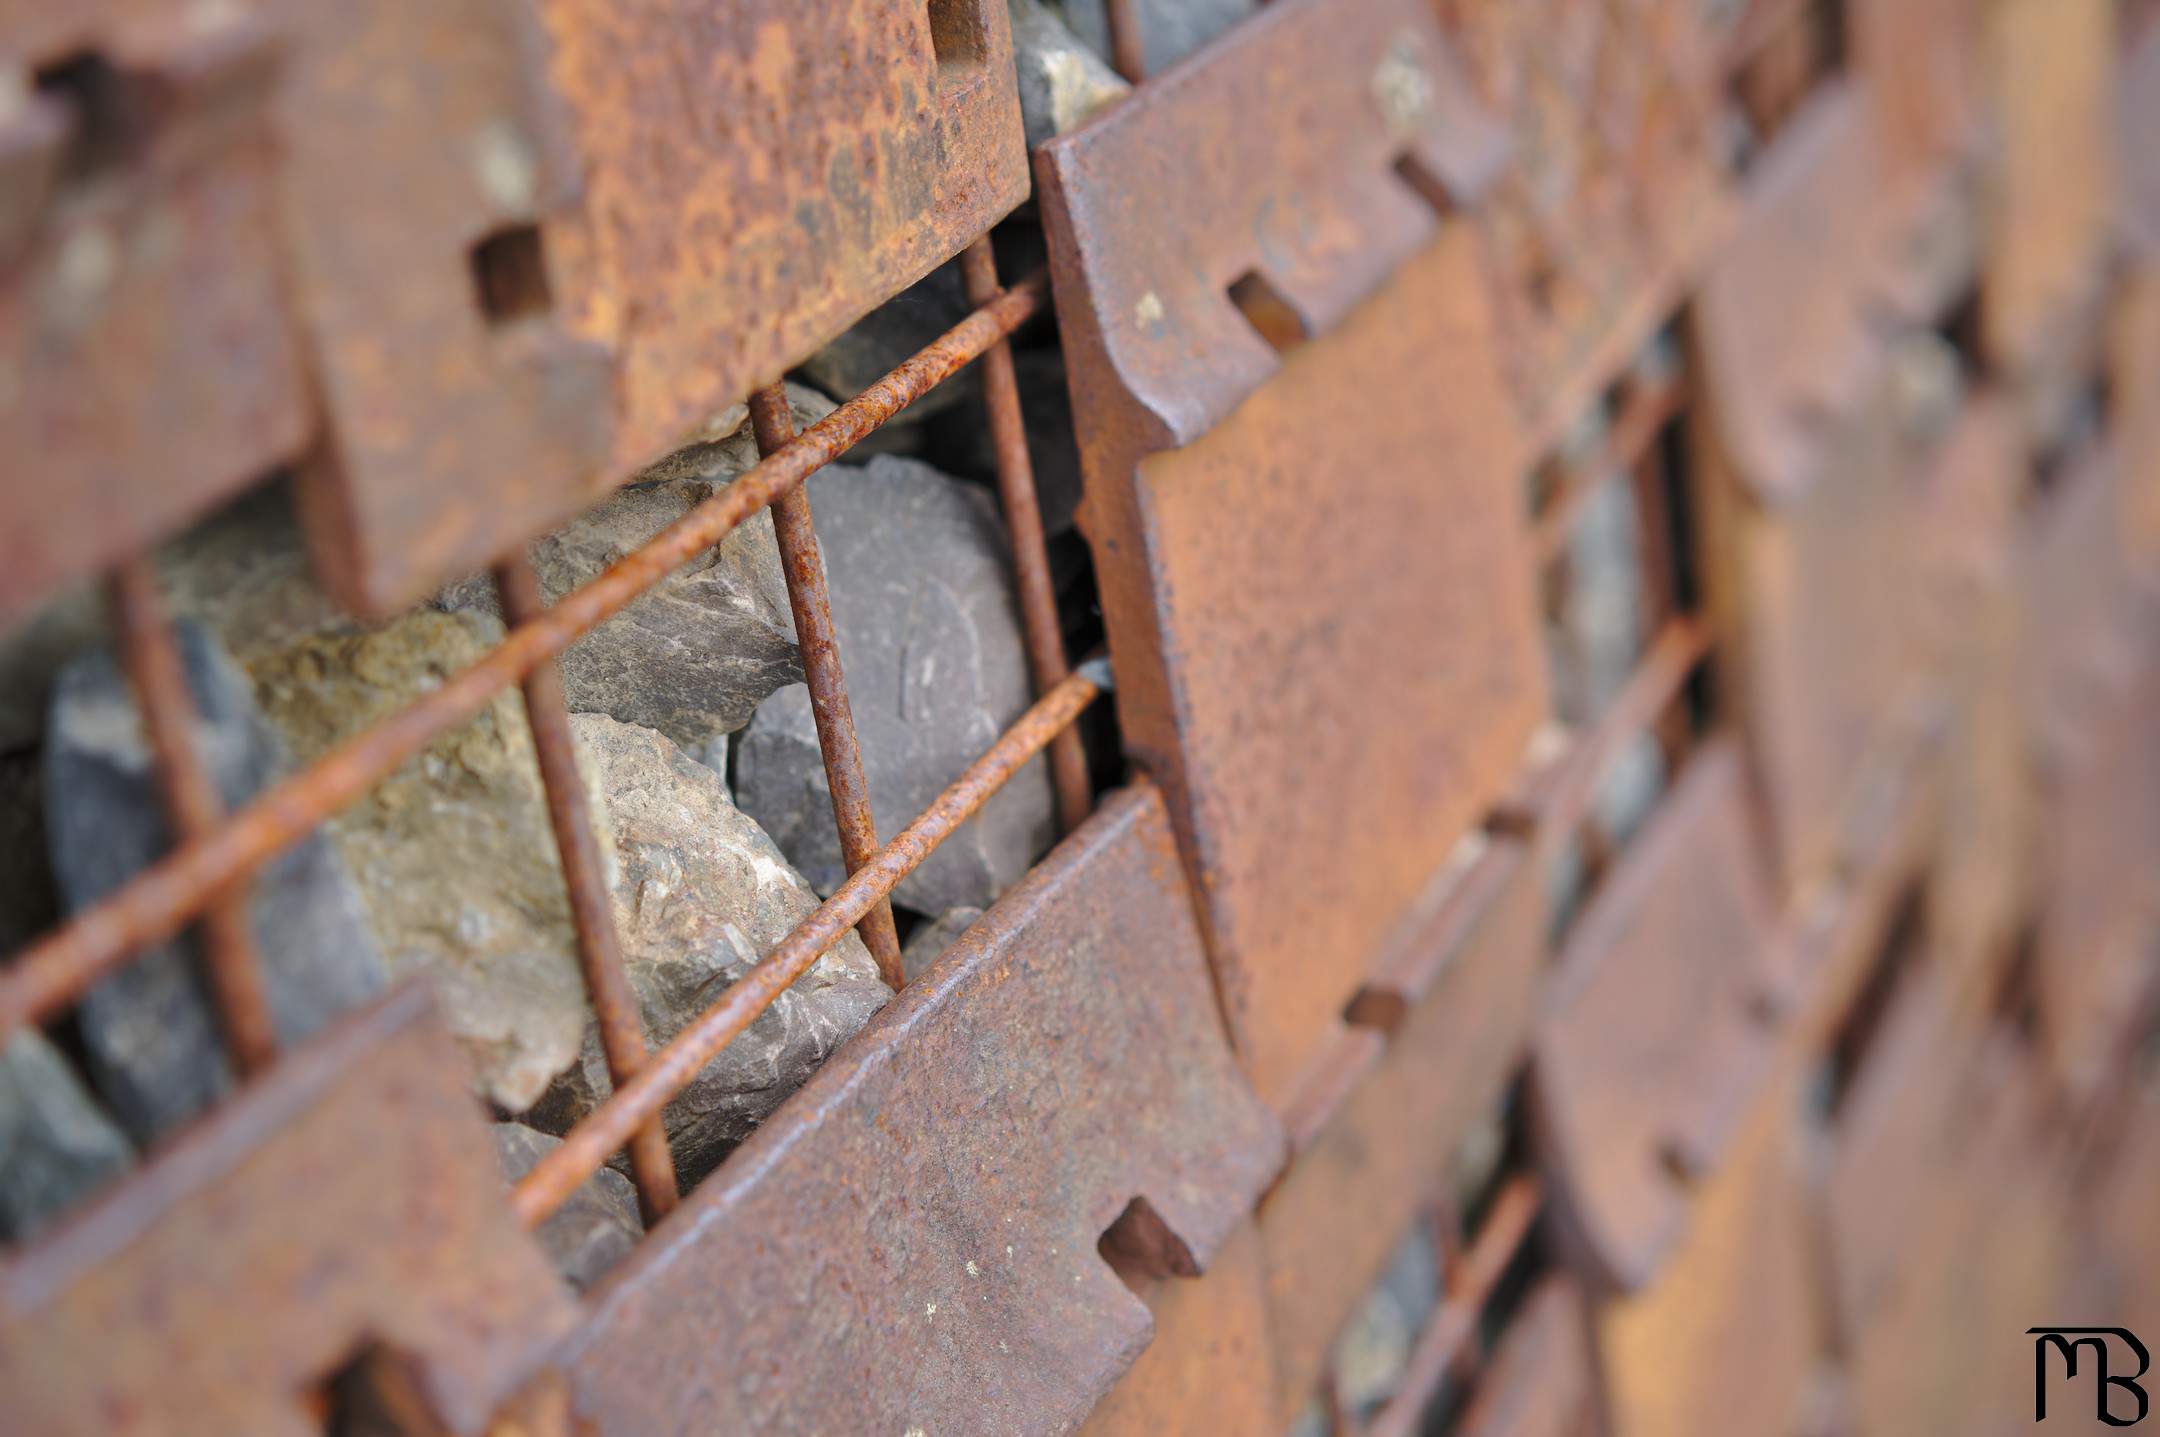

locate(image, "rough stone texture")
[[1549, 472, 1648, 726], [1055, 0, 1262, 76], [0, 1030, 134, 1242], [1331, 1224, 1442, 1414], [799, 264, 973, 423], [491, 1123, 641, 1292], [43, 625, 386, 1141], [1594, 731, 1669, 853], [900, 906, 985, 984], [735, 455, 1057, 914], [0, 479, 344, 753], [1010, 0, 1131, 148], [530, 715, 889, 1186], [438, 387, 824, 752], [246, 609, 589, 1114]]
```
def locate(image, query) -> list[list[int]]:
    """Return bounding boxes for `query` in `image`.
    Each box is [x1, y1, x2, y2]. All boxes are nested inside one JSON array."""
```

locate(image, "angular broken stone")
[[1055, 0, 1262, 76], [491, 1123, 641, 1292], [1548, 476, 1647, 726], [735, 455, 1058, 914], [245, 609, 588, 1114], [1332, 1223, 1443, 1413], [1010, 0, 1131, 148], [43, 623, 386, 1141], [799, 264, 973, 424], [0, 1030, 134, 1242], [901, 906, 985, 984], [438, 388, 822, 754], [530, 715, 889, 1186]]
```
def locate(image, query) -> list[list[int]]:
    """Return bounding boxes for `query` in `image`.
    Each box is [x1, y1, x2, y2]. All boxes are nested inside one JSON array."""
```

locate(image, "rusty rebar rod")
[[1103, 0, 1147, 83], [494, 554, 679, 1226], [1362, 1175, 1544, 1437], [107, 558, 278, 1078], [0, 272, 1048, 1037], [750, 385, 907, 988], [958, 237, 1093, 835], [510, 668, 1101, 1228]]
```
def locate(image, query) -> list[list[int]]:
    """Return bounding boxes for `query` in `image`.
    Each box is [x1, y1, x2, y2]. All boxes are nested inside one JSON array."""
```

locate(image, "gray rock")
[[735, 455, 1057, 914], [1593, 731, 1668, 853], [0, 1030, 134, 1241], [491, 1123, 641, 1291], [438, 388, 822, 752], [1054, 0, 1261, 76], [901, 906, 985, 984], [1010, 0, 1130, 148], [43, 624, 385, 1141], [0, 582, 102, 753], [245, 609, 590, 1114], [532, 715, 889, 1185], [799, 265, 973, 424], [1549, 476, 1647, 727], [1331, 1222, 1441, 1414]]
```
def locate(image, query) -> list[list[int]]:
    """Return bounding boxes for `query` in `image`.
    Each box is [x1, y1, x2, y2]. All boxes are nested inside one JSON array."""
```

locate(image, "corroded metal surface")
[[0, 982, 576, 1437], [1531, 741, 1782, 1292], [1037, 0, 1547, 1107], [0, 7, 311, 630], [1598, 1051, 1818, 1437], [286, 0, 1028, 617], [557, 785, 1283, 1435], [1257, 838, 1543, 1423], [1449, 1278, 1600, 1437]]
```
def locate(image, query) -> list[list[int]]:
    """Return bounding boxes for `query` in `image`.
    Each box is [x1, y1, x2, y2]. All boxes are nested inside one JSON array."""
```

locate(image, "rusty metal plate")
[[0, 8, 313, 630], [2019, 445, 2131, 763], [1440, 0, 1732, 438], [1076, 1221, 1280, 1437], [1453, 1277, 1600, 1437], [1695, 82, 1972, 501], [2124, 18, 2160, 263], [285, 0, 1027, 616], [559, 785, 1285, 1436], [1257, 838, 1543, 1422], [1037, 0, 1547, 1108], [0, 981, 576, 1437], [1848, 0, 1983, 181], [2035, 633, 2160, 1100], [1530, 740, 1782, 1292], [1981, 0, 2115, 375], [1599, 1051, 1819, 1437], [2113, 266, 2160, 561]]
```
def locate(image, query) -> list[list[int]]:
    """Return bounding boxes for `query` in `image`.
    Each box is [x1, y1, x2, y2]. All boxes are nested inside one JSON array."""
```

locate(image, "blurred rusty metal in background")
[[1, 0, 2158, 1433]]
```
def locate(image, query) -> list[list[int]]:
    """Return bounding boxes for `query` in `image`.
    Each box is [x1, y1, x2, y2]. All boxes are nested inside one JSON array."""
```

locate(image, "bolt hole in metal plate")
[[0, 8, 312, 632], [556, 787, 1283, 1436], [1037, 0, 1549, 1111], [280, 0, 1027, 616], [0, 982, 576, 1437], [1528, 739, 1781, 1293]]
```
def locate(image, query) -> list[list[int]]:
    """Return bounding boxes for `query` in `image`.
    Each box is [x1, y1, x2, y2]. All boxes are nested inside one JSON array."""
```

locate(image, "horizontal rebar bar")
[[509, 667, 1100, 1228], [0, 272, 1048, 1040]]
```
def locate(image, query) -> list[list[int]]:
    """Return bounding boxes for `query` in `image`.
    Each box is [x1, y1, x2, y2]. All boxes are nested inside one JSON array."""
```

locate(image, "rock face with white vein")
[[734, 455, 1056, 915], [528, 714, 890, 1185]]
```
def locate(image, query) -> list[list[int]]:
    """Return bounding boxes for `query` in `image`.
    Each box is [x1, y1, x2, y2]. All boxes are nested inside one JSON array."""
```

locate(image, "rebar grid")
[[0, 269, 1080, 1235]]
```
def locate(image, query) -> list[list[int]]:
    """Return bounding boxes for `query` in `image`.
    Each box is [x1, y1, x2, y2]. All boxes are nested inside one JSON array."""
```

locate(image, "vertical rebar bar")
[[957, 237, 1094, 836], [748, 385, 907, 989], [495, 554, 679, 1226], [1102, 0, 1148, 82], [107, 558, 279, 1077]]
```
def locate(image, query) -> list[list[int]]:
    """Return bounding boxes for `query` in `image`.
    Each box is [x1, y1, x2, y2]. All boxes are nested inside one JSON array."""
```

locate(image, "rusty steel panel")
[[2034, 626, 2160, 1100], [1257, 839, 1543, 1423], [1531, 740, 1782, 1292], [0, 8, 313, 631], [1848, 0, 1983, 180], [1076, 1222, 1280, 1437], [2125, 18, 2160, 263], [1440, 0, 1732, 439], [0, 981, 576, 1437], [1037, 0, 1548, 1108], [2114, 266, 2160, 561], [285, 0, 1028, 617], [1981, 0, 2115, 375], [1841, 1041, 2069, 1437], [558, 785, 1285, 1436], [1599, 1051, 1819, 1437], [1453, 1278, 1601, 1437], [2020, 445, 2131, 761]]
